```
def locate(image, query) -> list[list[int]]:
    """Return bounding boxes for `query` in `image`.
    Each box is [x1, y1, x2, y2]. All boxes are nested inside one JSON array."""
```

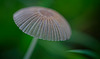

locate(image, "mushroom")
[[13, 7, 71, 59]]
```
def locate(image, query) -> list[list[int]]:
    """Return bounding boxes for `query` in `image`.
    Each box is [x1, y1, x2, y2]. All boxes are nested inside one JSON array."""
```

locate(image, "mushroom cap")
[[13, 7, 71, 41]]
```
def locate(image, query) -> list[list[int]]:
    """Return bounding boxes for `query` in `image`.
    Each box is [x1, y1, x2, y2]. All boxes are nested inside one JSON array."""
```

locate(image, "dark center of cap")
[[39, 10, 53, 17]]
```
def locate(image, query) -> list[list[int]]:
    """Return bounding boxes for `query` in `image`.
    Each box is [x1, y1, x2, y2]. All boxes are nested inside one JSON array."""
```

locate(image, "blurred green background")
[[0, 0, 100, 59]]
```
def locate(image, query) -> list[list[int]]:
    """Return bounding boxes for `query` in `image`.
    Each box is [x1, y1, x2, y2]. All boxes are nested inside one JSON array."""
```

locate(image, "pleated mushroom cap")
[[13, 7, 71, 41]]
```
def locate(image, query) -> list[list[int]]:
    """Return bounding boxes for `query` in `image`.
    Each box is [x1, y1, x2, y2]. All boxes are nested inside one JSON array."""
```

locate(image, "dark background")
[[0, 0, 100, 59]]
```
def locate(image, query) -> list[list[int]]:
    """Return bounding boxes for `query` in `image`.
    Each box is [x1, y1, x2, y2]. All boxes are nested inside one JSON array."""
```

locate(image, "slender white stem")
[[24, 37, 38, 59]]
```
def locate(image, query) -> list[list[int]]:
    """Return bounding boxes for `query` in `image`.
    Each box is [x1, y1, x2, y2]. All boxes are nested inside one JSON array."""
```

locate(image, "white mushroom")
[[13, 7, 71, 59]]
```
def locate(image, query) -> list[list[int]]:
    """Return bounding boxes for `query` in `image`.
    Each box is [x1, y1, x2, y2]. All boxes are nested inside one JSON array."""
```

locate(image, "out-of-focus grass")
[[67, 50, 99, 59]]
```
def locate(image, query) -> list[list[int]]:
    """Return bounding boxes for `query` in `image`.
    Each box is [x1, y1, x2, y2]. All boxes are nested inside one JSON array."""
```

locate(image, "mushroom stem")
[[24, 37, 38, 59]]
